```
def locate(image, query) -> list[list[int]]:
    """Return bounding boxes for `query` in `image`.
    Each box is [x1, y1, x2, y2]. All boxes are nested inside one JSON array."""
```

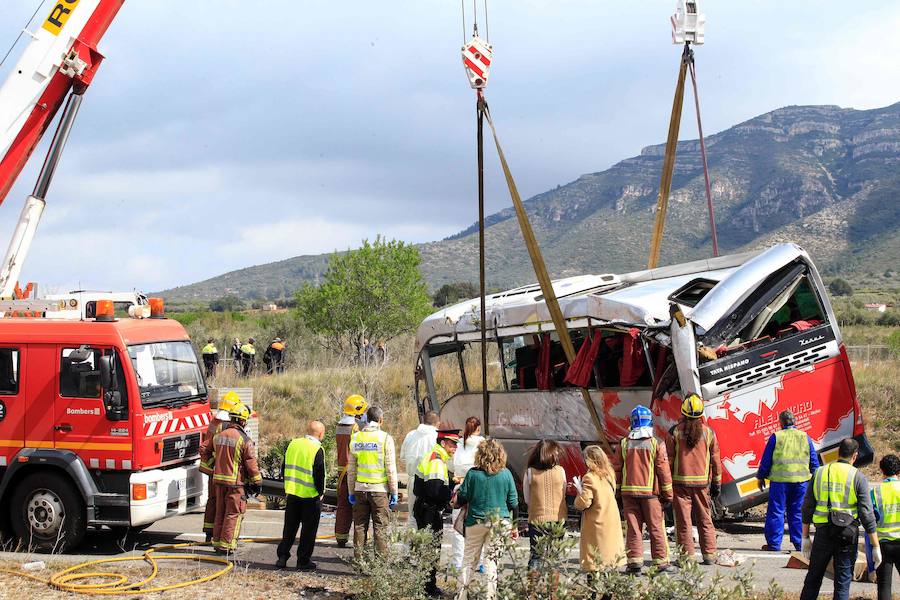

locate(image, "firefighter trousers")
[[212, 484, 247, 551], [622, 496, 669, 566], [672, 486, 716, 560], [203, 479, 218, 534], [335, 472, 353, 544]]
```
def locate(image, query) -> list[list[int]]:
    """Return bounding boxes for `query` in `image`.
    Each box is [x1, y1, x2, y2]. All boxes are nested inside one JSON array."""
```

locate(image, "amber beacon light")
[[149, 297, 165, 319], [95, 299, 115, 321]]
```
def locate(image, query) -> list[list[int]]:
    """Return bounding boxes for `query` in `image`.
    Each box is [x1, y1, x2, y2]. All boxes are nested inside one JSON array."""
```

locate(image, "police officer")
[[666, 394, 722, 564], [335, 395, 368, 548], [413, 429, 459, 597], [873, 454, 899, 600], [757, 410, 820, 552], [348, 406, 398, 557], [201, 338, 219, 379], [200, 390, 240, 541], [202, 403, 262, 553], [240, 338, 256, 377], [276, 421, 326, 571], [799, 438, 880, 600]]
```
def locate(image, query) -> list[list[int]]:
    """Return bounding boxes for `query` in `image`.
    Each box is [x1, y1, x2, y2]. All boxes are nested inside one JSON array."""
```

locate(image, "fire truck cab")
[[0, 310, 210, 551]]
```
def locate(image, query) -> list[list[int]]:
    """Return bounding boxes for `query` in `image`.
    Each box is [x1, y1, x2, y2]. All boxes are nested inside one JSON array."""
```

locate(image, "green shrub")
[[352, 524, 438, 600]]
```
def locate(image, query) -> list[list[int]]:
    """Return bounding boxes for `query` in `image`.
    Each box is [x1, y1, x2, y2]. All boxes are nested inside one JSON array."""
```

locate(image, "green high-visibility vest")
[[351, 429, 388, 485], [284, 437, 322, 498], [812, 461, 859, 524], [416, 443, 449, 485], [873, 479, 900, 541], [770, 428, 812, 483]]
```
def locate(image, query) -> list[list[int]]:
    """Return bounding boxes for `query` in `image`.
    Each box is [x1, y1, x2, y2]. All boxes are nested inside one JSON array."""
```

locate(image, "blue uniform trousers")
[[764, 480, 807, 551]]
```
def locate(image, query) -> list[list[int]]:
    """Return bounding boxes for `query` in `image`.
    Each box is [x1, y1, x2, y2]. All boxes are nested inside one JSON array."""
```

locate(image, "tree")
[[295, 236, 433, 355], [828, 278, 853, 297], [209, 294, 244, 312], [433, 281, 478, 307]]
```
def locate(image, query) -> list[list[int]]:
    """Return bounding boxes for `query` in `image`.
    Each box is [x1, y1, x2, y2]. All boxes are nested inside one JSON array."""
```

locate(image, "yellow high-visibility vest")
[[811, 462, 858, 524], [874, 479, 900, 541], [416, 443, 449, 485], [770, 428, 812, 483], [240, 343, 255, 355], [351, 429, 388, 485], [202, 343, 218, 355], [284, 437, 322, 498]]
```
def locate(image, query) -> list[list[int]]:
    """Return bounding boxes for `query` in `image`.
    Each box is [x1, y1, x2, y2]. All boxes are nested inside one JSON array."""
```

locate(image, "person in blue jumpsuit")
[[756, 410, 820, 552]]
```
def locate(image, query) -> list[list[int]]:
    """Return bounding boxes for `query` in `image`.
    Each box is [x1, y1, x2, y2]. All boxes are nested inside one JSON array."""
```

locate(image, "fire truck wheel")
[[10, 471, 86, 553]]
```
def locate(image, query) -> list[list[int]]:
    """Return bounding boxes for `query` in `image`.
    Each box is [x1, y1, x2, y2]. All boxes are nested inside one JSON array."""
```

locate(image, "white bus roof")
[[416, 244, 815, 352]]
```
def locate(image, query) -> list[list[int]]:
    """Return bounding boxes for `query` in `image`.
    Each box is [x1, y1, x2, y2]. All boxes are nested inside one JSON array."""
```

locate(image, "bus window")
[[731, 275, 827, 349]]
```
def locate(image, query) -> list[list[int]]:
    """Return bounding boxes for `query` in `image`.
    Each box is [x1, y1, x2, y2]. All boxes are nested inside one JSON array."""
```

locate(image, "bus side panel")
[[705, 355, 854, 502]]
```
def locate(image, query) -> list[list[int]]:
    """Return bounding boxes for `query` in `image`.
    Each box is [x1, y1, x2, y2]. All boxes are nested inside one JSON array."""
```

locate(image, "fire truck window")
[[0, 348, 19, 394], [60, 347, 102, 398]]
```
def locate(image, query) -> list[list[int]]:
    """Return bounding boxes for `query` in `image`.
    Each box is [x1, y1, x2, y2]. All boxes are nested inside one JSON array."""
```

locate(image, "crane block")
[[671, 0, 706, 45], [462, 36, 493, 89]]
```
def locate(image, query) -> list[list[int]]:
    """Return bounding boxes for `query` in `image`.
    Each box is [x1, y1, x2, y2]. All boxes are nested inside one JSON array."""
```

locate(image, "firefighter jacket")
[[200, 424, 262, 488], [413, 443, 452, 508], [614, 435, 673, 500], [665, 421, 722, 488], [199, 419, 228, 474], [335, 416, 359, 471], [873, 478, 900, 542]]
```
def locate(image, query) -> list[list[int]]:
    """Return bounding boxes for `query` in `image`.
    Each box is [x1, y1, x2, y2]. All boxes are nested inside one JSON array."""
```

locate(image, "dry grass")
[[852, 359, 900, 478]]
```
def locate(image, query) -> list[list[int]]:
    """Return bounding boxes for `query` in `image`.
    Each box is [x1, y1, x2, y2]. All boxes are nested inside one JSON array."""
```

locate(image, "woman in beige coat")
[[574, 445, 626, 571]]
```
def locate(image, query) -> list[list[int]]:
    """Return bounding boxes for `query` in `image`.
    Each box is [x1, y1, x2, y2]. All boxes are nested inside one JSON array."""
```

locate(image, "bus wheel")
[[10, 472, 86, 553]]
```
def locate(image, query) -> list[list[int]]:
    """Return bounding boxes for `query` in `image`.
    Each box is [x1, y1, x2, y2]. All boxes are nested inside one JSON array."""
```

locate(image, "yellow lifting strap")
[[482, 101, 612, 455], [647, 45, 691, 270]]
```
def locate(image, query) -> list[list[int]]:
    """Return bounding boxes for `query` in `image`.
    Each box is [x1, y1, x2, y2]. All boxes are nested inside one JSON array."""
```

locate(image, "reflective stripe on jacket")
[[617, 436, 673, 498], [200, 419, 227, 475], [666, 422, 721, 487], [874, 479, 900, 541], [350, 428, 389, 485], [770, 428, 812, 483], [212, 425, 262, 487], [284, 436, 323, 498], [812, 461, 859, 524], [416, 443, 450, 485]]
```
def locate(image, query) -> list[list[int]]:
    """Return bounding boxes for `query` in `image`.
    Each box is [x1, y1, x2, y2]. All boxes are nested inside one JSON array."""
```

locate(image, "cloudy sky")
[[1, 1, 899, 292]]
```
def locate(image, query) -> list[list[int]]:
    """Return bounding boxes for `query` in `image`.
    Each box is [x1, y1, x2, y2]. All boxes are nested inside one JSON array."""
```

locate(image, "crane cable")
[[647, 42, 719, 269], [0, 534, 335, 595]]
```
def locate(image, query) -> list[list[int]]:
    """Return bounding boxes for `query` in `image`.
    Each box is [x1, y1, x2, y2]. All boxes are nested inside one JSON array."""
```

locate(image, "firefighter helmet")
[[681, 394, 704, 419], [630, 405, 653, 430], [219, 391, 241, 413], [343, 394, 368, 417], [229, 402, 250, 423]]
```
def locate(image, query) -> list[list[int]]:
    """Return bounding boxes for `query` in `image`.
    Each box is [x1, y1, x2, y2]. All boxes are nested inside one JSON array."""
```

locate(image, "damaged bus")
[[413, 243, 873, 515]]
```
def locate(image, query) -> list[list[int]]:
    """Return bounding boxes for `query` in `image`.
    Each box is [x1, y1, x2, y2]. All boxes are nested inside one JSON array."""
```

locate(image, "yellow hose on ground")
[[0, 534, 336, 595]]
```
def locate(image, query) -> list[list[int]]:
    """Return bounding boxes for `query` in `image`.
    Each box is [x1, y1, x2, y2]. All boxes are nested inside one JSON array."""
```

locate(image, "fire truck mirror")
[[99, 355, 117, 391]]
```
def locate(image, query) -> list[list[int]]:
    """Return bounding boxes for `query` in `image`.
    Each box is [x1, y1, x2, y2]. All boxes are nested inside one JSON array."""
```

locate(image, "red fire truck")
[[0, 1, 212, 551]]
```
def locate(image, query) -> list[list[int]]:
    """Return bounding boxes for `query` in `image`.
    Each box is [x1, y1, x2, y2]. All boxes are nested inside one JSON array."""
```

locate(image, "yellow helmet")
[[681, 393, 704, 419], [229, 402, 250, 422], [343, 394, 368, 417], [219, 391, 241, 413]]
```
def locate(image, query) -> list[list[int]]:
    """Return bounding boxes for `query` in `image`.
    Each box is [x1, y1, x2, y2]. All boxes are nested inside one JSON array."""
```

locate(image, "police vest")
[[770, 428, 812, 483], [241, 344, 256, 355], [812, 461, 859, 524], [351, 429, 388, 485], [873, 479, 900, 541], [202, 343, 218, 355], [284, 437, 322, 498], [416, 444, 450, 485]]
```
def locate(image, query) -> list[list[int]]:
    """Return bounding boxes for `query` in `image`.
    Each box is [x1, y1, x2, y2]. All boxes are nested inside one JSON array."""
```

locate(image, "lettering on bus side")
[[43, 0, 81, 36]]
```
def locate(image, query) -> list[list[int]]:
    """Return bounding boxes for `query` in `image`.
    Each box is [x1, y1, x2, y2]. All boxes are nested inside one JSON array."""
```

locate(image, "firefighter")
[[335, 394, 368, 548], [276, 420, 326, 571], [204, 402, 262, 553], [413, 429, 459, 597], [201, 338, 219, 379], [615, 405, 674, 574], [757, 409, 820, 552], [799, 438, 879, 600], [264, 338, 286, 374], [200, 391, 242, 541], [347, 405, 398, 557], [240, 338, 256, 377], [666, 394, 722, 564]]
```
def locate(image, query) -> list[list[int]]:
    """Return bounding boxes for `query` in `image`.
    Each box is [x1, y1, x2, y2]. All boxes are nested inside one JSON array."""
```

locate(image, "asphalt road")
[[0, 508, 882, 598]]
